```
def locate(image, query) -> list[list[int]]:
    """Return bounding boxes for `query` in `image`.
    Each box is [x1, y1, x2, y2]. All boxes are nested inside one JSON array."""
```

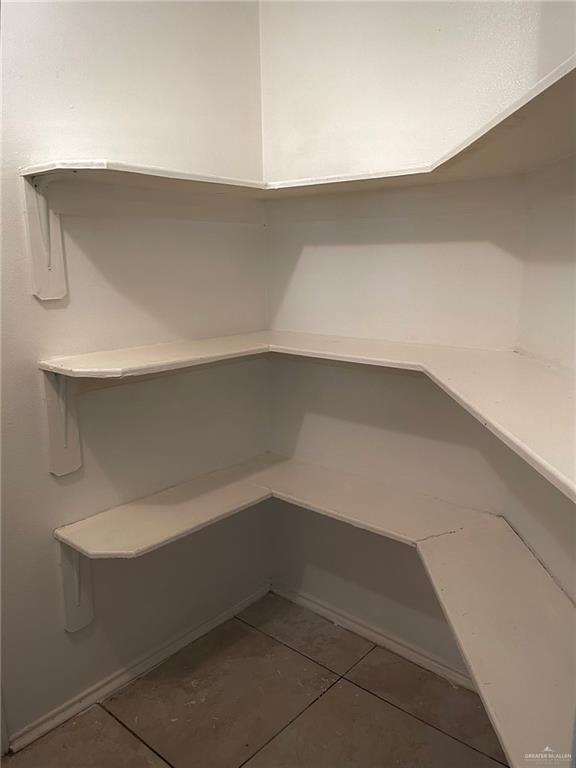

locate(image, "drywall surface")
[[2, 343, 270, 738], [260, 1, 576, 182], [3, 506, 270, 742], [516, 159, 576, 368], [266, 176, 527, 350], [269, 357, 576, 602], [2, 173, 269, 735], [2, 1, 263, 180], [3, 0, 573, 745], [2, 3, 269, 732], [268, 500, 470, 681]]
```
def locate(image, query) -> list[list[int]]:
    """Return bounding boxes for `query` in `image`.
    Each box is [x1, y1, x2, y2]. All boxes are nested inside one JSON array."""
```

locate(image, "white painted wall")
[[269, 357, 576, 601], [3, 0, 573, 748], [266, 158, 575, 599], [266, 176, 527, 350], [2, 175, 270, 737], [517, 159, 576, 368], [268, 500, 470, 682], [3, 1, 263, 180], [266, 160, 576, 359], [2, 198, 271, 739], [260, 1, 576, 182], [2, 1, 268, 741]]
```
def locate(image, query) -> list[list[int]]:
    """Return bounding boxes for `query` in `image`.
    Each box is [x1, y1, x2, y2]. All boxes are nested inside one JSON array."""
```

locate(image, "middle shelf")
[[39, 330, 575, 502]]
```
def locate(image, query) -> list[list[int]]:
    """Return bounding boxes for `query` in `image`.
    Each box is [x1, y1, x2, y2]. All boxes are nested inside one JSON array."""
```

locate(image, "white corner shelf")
[[21, 160, 267, 195], [53, 452, 489, 630], [55, 455, 276, 559], [418, 516, 576, 768], [54, 453, 576, 768], [39, 330, 575, 504], [243, 455, 489, 545], [268, 332, 575, 505], [39, 333, 271, 379], [20, 68, 575, 299], [54, 454, 488, 559], [21, 67, 576, 197]]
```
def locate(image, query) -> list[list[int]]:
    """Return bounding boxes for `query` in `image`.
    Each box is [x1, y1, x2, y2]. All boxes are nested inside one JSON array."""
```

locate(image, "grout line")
[[269, 586, 474, 690], [236, 675, 343, 768], [5, 707, 99, 759], [341, 679, 508, 767], [339, 642, 376, 677], [98, 602, 502, 768], [99, 705, 176, 768], [234, 621, 374, 767], [236, 603, 507, 766], [234, 615, 348, 677], [234, 606, 370, 766]]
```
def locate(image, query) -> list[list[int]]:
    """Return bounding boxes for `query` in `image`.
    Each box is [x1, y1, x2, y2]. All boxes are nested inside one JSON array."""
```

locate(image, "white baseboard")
[[8, 581, 473, 753], [8, 584, 270, 754], [272, 585, 475, 691]]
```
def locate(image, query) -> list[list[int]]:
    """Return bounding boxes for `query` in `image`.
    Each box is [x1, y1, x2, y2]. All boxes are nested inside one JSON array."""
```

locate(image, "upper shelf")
[[39, 330, 575, 503], [21, 68, 575, 198]]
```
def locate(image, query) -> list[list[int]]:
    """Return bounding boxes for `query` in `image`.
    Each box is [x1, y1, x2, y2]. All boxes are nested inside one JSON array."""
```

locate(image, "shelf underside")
[[54, 453, 576, 768], [21, 68, 576, 197], [39, 330, 575, 503]]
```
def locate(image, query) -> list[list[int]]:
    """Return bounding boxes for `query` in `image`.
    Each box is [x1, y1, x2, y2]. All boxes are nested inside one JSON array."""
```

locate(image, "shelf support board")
[[44, 373, 82, 476], [23, 176, 67, 300], [59, 544, 94, 633]]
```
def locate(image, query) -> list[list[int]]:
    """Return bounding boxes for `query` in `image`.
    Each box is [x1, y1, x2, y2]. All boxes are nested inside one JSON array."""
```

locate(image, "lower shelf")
[[54, 453, 576, 768], [54, 453, 488, 557], [419, 517, 576, 768], [55, 455, 275, 559], [39, 330, 575, 503]]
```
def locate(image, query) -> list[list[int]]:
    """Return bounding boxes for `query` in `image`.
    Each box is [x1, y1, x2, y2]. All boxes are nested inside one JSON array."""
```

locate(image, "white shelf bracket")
[[59, 544, 94, 633], [23, 175, 67, 300], [44, 373, 82, 476]]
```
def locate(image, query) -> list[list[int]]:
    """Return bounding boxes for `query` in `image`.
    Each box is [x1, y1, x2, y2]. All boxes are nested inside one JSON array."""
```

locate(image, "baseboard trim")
[[272, 585, 475, 691], [8, 584, 270, 754], [9, 581, 474, 752]]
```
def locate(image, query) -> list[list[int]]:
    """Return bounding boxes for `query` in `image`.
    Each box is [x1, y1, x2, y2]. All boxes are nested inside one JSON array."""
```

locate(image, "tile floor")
[[5, 593, 508, 767]]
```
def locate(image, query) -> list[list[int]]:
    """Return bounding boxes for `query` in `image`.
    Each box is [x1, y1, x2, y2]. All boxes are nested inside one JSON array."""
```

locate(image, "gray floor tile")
[[346, 646, 506, 763], [103, 618, 336, 768], [244, 679, 503, 768], [4, 706, 168, 768], [238, 593, 374, 673]]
